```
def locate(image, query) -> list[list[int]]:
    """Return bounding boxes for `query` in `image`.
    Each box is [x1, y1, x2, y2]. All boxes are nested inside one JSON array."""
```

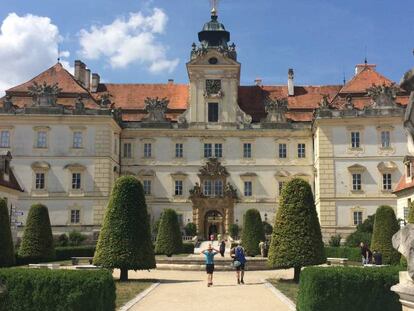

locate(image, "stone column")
[[392, 272, 414, 311]]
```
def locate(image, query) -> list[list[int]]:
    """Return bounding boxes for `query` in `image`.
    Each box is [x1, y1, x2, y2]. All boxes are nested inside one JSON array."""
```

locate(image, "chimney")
[[355, 63, 376, 76], [84, 68, 91, 90], [254, 78, 262, 87], [168, 79, 174, 85], [74, 60, 86, 86], [288, 68, 294, 96], [91, 73, 100, 92]]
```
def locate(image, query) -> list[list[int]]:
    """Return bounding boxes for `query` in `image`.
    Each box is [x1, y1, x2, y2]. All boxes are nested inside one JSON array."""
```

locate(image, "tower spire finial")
[[210, 0, 219, 17], [57, 43, 61, 63]]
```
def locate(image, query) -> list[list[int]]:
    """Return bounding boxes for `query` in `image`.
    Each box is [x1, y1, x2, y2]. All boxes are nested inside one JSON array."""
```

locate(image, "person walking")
[[360, 242, 372, 265], [259, 241, 265, 257], [202, 244, 219, 287], [219, 240, 226, 257], [231, 242, 247, 284]]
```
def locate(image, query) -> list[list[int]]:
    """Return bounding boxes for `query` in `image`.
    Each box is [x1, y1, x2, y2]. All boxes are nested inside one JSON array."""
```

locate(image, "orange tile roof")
[[7, 63, 89, 95], [340, 65, 393, 94]]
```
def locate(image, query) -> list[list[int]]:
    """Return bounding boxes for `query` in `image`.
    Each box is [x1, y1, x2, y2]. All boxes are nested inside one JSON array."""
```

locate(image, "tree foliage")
[[268, 178, 325, 282], [262, 221, 273, 235], [229, 224, 239, 238], [0, 198, 15, 267], [370, 205, 401, 265], [345, 214, 375, 247], [94, 176, 156, 281], [155, 208, 183, 256], [184, 222, 197, 236], [241, 209, 265, 256], [18, 204, 55, 262]]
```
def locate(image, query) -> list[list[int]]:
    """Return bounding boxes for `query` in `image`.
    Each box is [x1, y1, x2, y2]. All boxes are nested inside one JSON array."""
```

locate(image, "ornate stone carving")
[[74, 96, 85, 112], [345, 95, 354, 110], [189, 182, 203, 198], [142, 97, 169, 122], [319, 94, 330, 109], [224, 182, 237, 199], [205, 79, 222, 97], [99, 93, 112, 107], [199, 158, 229, 177], [3, 95, 14, 112], [367, 84, 399, 107], [393, 224, 414, 279], [264, 98, 288, 123], [190, 42, 237, 61], [28, 82, 62, 107]]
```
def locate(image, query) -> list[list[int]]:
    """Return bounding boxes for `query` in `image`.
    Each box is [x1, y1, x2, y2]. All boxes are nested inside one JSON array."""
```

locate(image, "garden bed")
[[268, 278, 299, 304]]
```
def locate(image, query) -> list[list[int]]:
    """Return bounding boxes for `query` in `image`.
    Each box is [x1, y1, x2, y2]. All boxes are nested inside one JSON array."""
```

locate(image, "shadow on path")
[[159, 279, 202, 284]]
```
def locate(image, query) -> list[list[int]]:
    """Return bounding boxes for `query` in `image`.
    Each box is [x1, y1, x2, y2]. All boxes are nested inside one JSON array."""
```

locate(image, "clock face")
[[209, 57, 218, 65]]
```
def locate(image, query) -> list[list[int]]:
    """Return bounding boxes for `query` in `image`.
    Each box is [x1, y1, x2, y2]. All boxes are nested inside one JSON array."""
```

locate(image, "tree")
[[408, 202, 414, 224], [345, 214, 375, 247], [94, 176, 156, 281], [241, 209, 265, 256], [0, 198, 15, 267], [68, 230, 86, 246], [268, 178, 325, 283], [18, 203, 55, 262], [184, 222, 197, 236], [229, 224, 239, 238], [370, 205, 401, 265], [155, 209, 183, 256], [262, 221, 273, 235]]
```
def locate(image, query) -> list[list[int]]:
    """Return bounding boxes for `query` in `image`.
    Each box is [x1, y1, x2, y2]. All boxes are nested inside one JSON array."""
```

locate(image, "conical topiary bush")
[[0, 198, 15, 267], [241, 209, 265, 256], [18, 203, 55, 263], [268, 178, 325, 282], [94, 176, 156, 281], [155, 209, 183, 257], [370, 205, 400, 265]]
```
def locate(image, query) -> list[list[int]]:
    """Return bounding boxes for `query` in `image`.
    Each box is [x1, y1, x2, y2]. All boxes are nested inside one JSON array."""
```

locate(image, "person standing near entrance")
[[219, 240, 226, 257], [202, 244, 219, 287], [231, 242, 247, 284]]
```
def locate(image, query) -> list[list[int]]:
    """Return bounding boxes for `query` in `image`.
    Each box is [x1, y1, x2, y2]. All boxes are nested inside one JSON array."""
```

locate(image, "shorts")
[[236, 263, 245, 271], [206, 264, 215, 274]]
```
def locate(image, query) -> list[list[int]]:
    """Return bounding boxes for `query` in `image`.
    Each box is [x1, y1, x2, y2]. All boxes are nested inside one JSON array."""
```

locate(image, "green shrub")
[[241, 209, 265, 256], [182, 243, 195, 254], [68, 230, 86, 246], [55, 234, 69, 247], [371, 205, 401, 265], [184, 223, 197, 236], [324, 247, 360, 262], [18, 204, 55, 263], [94, 176, 156, 281], [268, 179, 325, 282], [328, 234, 342, 247], [297, 266, 402, 311], [155, 209, 183, 256], [229, 224, 239, 238], [55, 246, 96, 261], [345, 231, 372, 247], [0, 199, 15, 267], [262, 221, 273, 235], [0, 268, 115, 311]]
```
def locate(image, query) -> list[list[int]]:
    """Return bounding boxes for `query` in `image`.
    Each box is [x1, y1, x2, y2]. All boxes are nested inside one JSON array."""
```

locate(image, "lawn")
[[268, 278, 299, 304], [115, 279, 155, 309]]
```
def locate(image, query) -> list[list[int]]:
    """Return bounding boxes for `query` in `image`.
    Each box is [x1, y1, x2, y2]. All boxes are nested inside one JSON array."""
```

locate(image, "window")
[[143, 180, 152, 195], [351, 132, 360, 148], [407, 163, 412, 178], [35, 173, 45, 190], [353, 211, 363, 225], [204, 143, 213, 158], [382, 173, 392, 191], [175, 143, 183, 158], [404, 206, 410, 221], [36, 131, 47, 148], [70, 210, 80, 224], [0, 130, 10, 148], [381, 131, 391, 148], [113, 137, 118, 154], [208, 103, 219, 122], [175, 180, 183, 196], [214, 144, 223, 158], [177, 214, 184, 227], [298, 143, 306, 158], [214, 180, 223, 196], [244, 181, 253, 197], [144, 143, 152, 158], [279, 144, 287, 159], [352, 173, 362, 191], [278, 181, 285, 194], [203, 180, 212, 196], [243, 143, 252, 159], [72, 173, 81, 190], [73, 131, 83, 149], [123, 143, 132, 158]]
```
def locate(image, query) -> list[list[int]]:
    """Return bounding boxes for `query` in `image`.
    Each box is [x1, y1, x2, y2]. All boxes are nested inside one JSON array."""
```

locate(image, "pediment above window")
[[31, 161, 51, 170], [377, 161, 397, 172], [64, 163, 86, 171], [348, 164, 366, 173]]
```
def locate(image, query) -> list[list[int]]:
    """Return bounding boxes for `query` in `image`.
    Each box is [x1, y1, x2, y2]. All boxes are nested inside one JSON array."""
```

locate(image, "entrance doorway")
[[204, 210, 224, 239]]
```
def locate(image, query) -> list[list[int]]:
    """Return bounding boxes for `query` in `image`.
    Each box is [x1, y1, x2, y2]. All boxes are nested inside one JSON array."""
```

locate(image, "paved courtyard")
[[114, 269, 294, 311]]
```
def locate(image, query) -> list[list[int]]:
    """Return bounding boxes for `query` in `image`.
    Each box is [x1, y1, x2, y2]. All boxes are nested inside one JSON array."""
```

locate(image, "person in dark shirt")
[[360, 242, 372, 265], [219, 240, 226, 257]]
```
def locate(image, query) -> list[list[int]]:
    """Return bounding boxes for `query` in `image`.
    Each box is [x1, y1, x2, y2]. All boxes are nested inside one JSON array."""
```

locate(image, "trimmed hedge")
[[297, 266, 402, 311], [241, 209, 265, 256], [182, 243, 195, 254], [0, 268, 115, 311], [0, 198, 15, 267], [155, 209, 183, 256], [55, 246, 96, 261], [324, 247, 360, 262]]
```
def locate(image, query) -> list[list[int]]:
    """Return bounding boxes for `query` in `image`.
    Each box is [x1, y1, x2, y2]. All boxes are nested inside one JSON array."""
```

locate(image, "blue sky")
[[0, 0, 413, 92]]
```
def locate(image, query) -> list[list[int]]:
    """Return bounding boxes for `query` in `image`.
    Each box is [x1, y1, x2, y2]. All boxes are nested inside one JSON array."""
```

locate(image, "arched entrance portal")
[[205, 210, 224, 239]]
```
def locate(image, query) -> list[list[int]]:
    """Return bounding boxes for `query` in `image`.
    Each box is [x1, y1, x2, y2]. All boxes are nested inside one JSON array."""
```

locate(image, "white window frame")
[[36, 131, 48, 149], [351, 131, 360, 149], [144, 143, 152, 158], [279, 143, 287, 159], [382, 173, 392, 191], [353, 211, 363, 225], [297, 143, 306, 158], [0, 130, 10, 148], [174, 180, 183, 196], [352, 173, 362, 191], [71, 172, 82, 190], [204, 143, 213, 158], [175, 143, 184, 158], [35, 172, 46, 190], [244, 181, 253, 197], [72, 131, 83, 149], [243, 143, 252, 159], [381, 131, 391, 149], [123, 142, 132, 158], [70, 209, 81, 224], [143, 179, 152, 195]]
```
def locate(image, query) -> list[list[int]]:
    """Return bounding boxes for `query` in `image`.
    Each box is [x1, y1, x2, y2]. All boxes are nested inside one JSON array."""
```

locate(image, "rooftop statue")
[[28, 81, 62, 107]]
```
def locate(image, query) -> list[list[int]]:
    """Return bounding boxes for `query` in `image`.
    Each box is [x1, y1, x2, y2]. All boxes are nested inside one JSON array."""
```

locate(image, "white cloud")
[[0, 13, 71, 94], [79, 8, 179, 74]]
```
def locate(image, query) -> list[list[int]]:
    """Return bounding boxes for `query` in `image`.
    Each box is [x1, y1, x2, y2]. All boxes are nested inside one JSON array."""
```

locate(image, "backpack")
[[235, 246, 246, 263]]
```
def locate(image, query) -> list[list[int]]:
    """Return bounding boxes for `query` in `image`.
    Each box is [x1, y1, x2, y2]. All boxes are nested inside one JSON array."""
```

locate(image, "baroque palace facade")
[[0, 10, 411, 241]]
